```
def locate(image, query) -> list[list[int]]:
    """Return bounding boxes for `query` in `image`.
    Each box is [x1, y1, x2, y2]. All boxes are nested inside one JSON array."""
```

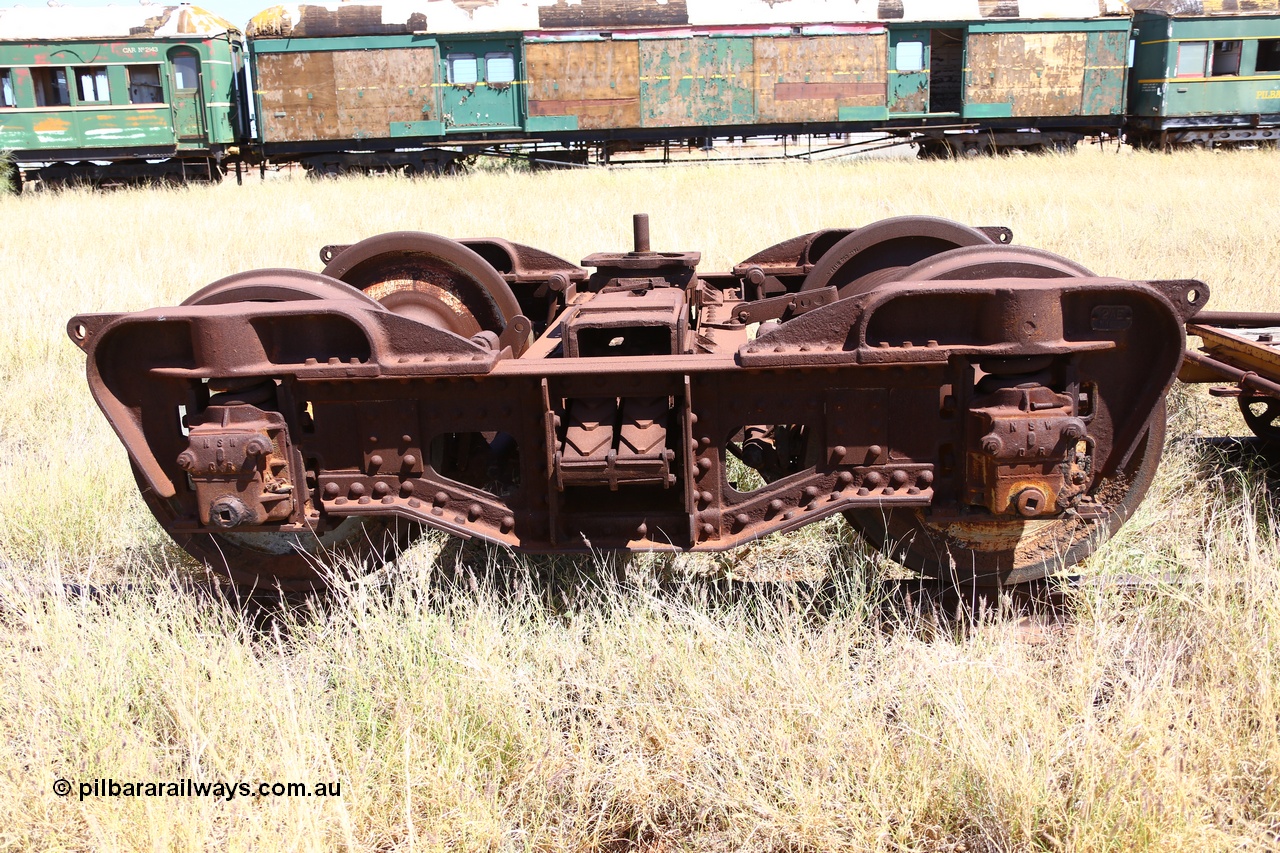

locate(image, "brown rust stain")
[[525, 41, 641, 130], [966, 32, 1089, 116], [749, 28, 888, 121], [773, 82, 884, 101], [255, 47, 438, 142]]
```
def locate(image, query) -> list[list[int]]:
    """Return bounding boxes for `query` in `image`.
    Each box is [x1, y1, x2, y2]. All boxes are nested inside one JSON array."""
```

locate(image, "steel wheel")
[[842, 242, 1137, 587], [1240, 394, 1280, 443], [322, 231, 521, 338], [846, 401, 1166, 587], [144, 270, 417, 591], [800, 216, 996, 299]]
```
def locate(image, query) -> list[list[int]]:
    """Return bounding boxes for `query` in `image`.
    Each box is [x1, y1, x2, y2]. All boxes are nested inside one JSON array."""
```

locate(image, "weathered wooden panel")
[[538, 0, 689, 29], [1081, 29, 1127, 115], [255, 51, 341, 142], [639, 37, 755, 128], [754, 34, 886, 124], [965, 32, 1088, 117], [333, 48, 437, 138], [525, 40, 640, 130], [256, 48, 436, 143]]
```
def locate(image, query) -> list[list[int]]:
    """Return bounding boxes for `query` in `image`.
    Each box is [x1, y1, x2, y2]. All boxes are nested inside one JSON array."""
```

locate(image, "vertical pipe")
[[633, 214, 650, 253]]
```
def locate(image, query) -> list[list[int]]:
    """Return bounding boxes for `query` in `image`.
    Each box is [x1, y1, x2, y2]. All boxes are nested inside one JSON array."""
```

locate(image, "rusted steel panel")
[[965, 31, 1089, 116], [1081, 29, 1127, 114], [640, 37, 756, 128], [754, 34, 887, 123], [333, 48, 439, 137], [526, 40, 641, 130], [256, 48, 437, 143], [256, 52, 341, 142]]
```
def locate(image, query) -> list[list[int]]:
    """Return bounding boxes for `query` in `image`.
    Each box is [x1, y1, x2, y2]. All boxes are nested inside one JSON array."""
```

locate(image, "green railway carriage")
[[1128, 0, 1280, 146], [243, 0, 1135, 171], [0, 4, 247, 188]]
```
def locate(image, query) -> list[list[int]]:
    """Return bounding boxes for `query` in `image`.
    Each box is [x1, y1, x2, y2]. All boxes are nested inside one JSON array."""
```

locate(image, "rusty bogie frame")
[[71, 216, 1207, 589]]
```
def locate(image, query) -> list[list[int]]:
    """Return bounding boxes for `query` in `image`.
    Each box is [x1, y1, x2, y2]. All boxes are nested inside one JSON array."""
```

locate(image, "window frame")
[[0, 68, 14, 109], [32, 66, 70, 107], [447, 53, 478, 86], [1175, 41, 1209, 78], [171, 54, 200, 91], [896, 40, 925, 73], [1210, 40, 1241, 77], [1257, 38, 1280, 74], [74, 65, 111, 104], [127, 64, 166, 105], [484, 51, 515, 84]]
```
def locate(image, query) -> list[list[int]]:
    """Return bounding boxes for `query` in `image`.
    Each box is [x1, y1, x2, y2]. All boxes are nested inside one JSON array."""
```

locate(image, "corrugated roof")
[[247, 0, 1133, 39], [0, 4, 239, 41]]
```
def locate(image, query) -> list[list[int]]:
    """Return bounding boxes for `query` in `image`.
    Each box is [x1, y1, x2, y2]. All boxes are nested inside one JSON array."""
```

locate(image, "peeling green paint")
[[639, 37, 755, 128]]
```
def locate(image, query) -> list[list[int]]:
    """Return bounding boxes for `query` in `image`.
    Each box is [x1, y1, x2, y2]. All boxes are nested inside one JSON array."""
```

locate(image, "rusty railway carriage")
[[245, 0, 1139, 170], [4, 2, 1280, 186], [72, 215, 1230, 590], [1128, 0, 1280, 147], [0, 5, 248, 190]]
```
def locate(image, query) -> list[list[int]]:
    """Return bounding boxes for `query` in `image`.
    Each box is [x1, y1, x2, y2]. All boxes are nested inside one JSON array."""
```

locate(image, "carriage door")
[[168, 48, 206, 143], [439, 38, 521, 132], [888, 29, 930, 115]]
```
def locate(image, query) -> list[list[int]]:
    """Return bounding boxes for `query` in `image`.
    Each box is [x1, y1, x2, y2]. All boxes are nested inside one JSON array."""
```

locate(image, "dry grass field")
[[1, 148, 1279, 850]]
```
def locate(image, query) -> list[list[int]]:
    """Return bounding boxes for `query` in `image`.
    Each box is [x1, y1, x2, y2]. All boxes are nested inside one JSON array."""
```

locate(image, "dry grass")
[[0, 148, 1278, 850]]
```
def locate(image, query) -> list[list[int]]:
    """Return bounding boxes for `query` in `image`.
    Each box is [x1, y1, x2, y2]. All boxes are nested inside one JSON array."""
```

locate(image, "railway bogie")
[[71, 215, 1209, 590]]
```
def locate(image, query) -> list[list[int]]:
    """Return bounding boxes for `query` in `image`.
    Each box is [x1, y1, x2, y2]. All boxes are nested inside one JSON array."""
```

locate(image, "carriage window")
[[1258, 39, 1280, 73], [1210, 41, 1240, 76], [447, 53, 478, 85], [75, 66, 110, 103], [896, 41, 924, 73], [128, 65, 164, 104], [0, 69, 14, 108], [1175, 41, 1208, 77], [485, 52, 515, 84], [172, 54, 199, 90], [32, 67, 70, 107]]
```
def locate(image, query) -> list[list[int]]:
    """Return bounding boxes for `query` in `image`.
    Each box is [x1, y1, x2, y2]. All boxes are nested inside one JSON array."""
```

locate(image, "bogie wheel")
[[799, 216, 996, 299], [846, 401, 1166, 588], [843, 243, 1151, 588], [1240, 394, 1280, 444], [152, 269, 419, 591], [322, 231, 521, 340]]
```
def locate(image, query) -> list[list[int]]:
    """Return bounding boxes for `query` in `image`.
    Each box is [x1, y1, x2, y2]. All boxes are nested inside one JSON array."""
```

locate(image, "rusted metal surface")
[[71, 215, 1205, 590], [245, 1, 1131, 41], [255, 48, 439, 144], [1180, 313, 1280, 443]]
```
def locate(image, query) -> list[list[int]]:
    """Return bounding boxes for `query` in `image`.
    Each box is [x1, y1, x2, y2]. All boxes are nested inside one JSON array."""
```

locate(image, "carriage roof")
[[0, 4, 239, 42]]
